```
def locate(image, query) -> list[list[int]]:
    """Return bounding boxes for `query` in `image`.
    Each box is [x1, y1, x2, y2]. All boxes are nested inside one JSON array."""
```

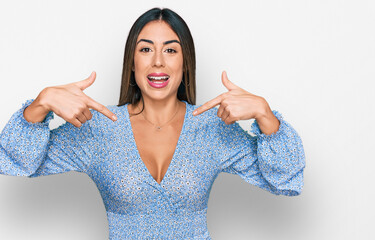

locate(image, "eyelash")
[[165, 48, 177, 53], [140, 47, 151, 53], [140, 47, 177, 53]]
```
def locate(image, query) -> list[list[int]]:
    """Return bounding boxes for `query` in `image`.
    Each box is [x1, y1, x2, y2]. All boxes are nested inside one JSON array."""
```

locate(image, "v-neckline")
[[125, 101, 189, 187]]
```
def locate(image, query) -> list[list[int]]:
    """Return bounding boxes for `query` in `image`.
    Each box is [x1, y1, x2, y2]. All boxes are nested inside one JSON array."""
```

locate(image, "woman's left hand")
[[192, 71, 280, 135]]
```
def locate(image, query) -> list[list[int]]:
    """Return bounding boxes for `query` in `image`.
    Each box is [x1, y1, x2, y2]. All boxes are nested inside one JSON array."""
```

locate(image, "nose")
[[152, 50, 165, 68]]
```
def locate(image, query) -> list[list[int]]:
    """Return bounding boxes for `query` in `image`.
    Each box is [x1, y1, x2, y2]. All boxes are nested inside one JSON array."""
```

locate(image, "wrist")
[[254, 97, 271, 120], [23, 89, 52, 123], [36, 88, 53, 114], [254, 100, 280, 135]]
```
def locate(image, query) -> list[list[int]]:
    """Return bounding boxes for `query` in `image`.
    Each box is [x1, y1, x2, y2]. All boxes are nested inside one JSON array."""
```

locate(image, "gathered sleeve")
[[215, 110, 305, 196], [0, 99, 98, 177]]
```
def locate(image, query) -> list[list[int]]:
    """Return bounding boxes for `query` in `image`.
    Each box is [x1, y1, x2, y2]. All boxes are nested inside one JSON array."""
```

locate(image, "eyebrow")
[[136, 39, 181, 45]]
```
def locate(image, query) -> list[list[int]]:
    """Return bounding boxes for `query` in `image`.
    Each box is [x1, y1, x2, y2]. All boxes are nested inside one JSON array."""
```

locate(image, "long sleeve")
[[0, 99, 97, 177], [216, 110, 305, 196]]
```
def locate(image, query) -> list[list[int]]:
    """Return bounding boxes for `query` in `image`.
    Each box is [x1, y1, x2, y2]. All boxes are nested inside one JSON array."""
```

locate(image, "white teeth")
[[148, 76, 169, 80]]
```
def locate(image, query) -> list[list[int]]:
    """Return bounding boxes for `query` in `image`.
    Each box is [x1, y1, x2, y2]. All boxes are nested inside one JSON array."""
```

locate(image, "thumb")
[[74, 71, 96, 90], [221, 71, 238, 91]]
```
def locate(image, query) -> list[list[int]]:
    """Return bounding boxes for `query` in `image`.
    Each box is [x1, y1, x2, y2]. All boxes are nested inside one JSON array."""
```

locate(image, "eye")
[[140, 47, 151, 52], [165, 48, 177, 53]]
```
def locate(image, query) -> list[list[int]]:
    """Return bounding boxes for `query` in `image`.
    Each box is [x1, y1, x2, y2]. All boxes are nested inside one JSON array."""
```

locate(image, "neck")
[[135, 96, 182, 125]]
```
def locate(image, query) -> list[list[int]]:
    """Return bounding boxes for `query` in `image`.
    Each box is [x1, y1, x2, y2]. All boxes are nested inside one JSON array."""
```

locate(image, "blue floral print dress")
[[0, 99, 305, 239]]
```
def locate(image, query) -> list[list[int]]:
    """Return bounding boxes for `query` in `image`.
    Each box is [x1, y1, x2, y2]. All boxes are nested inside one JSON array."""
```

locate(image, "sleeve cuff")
[[249, 110, 286, 140], [20, 99, 54, 127]]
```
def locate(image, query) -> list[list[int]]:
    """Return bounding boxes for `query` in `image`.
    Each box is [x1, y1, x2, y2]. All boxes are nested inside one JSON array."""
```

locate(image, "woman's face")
[[133, 20, 183, 102]]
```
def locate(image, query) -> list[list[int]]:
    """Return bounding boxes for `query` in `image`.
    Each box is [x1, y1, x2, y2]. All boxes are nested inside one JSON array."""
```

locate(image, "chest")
[[129, 113, 184, 184], [88, 108, 223, 214], [134, 127, 181, 182]]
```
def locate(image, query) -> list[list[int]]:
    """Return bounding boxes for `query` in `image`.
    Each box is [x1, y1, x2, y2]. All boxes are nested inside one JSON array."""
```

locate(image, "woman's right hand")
[[23, 71, 117, 127]]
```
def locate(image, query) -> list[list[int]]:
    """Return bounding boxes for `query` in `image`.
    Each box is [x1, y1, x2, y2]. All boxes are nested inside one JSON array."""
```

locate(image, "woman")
[[0, 7, 305, 239]]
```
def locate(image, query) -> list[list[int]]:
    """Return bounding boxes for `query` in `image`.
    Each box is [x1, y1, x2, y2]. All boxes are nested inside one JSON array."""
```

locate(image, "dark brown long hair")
[[117, 8, 196, 110]]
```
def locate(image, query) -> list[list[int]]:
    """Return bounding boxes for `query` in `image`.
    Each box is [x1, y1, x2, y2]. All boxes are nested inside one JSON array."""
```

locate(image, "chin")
[[143, 90, 174, 102]]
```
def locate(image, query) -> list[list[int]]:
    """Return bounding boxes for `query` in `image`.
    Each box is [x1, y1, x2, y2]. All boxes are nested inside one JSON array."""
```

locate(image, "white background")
[[1, 0, 374, 239]]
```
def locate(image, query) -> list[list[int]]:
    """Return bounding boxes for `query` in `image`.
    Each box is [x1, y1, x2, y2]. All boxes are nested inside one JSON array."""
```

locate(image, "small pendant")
[[156, 126, 161, 130]]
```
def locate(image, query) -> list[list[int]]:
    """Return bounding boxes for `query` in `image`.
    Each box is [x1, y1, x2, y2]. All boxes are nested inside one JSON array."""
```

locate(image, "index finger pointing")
[[86, 96, 118, 121], [193, 95, 222, 116]]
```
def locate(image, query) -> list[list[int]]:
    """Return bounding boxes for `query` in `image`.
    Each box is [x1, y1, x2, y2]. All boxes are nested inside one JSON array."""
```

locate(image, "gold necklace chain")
[[141, 104, 180, 130]]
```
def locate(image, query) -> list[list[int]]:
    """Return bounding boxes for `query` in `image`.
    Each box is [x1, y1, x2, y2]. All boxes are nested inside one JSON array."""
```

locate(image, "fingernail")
[[193, 111, 197, 116], [112, 115, 117, 121]]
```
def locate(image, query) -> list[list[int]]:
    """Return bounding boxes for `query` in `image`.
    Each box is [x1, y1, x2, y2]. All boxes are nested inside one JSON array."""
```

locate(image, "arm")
[[193, 71, 305, 195], [216, 110, 305, 196], [0, 99, 97, 177]]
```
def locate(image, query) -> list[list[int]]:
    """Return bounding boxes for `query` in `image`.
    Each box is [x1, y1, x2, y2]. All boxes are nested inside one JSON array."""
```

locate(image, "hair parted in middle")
[[117, 7, 196, 112]]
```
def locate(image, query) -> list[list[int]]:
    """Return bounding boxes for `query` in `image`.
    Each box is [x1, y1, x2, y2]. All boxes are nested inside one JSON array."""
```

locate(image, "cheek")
[[133, 55, 145, 70], [133, 51, 153, 67], [168, 56, 184, 72], [133, 58, 146, 83]]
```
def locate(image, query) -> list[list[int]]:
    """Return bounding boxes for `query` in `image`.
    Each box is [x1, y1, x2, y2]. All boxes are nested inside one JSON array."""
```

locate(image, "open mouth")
[[147, 74, 170, 88], [147, 75, 170, 83]]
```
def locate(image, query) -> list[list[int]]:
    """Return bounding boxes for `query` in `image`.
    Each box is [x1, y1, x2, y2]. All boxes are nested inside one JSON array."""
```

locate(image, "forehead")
[[137, 20, 180, 42]]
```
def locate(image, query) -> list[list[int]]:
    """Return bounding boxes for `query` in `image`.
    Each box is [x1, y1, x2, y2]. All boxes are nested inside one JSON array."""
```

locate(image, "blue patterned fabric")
[[0, 99, 305, 239]]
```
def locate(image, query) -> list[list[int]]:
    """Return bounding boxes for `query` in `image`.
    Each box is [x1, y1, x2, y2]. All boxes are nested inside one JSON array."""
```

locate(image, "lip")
[[147, 72, 169, 77], [147, 72, 170, 88], [147, 78, 169, 88]]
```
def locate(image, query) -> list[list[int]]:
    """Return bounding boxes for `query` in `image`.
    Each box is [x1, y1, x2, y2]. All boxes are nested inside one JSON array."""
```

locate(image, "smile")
[[147, 73, 170, 88]]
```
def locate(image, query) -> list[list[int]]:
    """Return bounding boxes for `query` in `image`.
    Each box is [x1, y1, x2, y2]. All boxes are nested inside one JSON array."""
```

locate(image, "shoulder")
[[187, 103, 224, 131], [189, 103, 219, 121], [186, 103, 249, 144], [89, 103, 126, 120], [87, 103, 128, 132]]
